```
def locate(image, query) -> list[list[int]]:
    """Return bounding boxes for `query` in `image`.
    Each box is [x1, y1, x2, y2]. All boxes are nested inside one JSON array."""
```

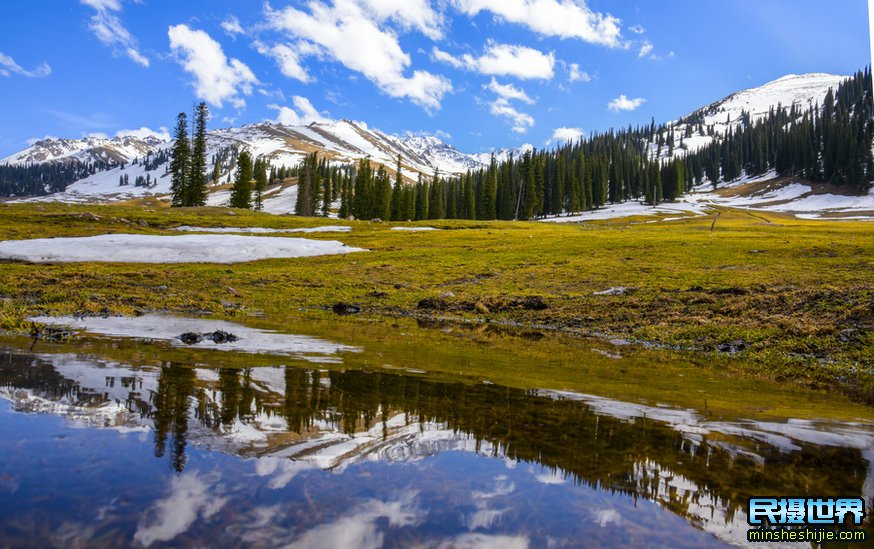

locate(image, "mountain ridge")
[[2, 72, 853, 205]]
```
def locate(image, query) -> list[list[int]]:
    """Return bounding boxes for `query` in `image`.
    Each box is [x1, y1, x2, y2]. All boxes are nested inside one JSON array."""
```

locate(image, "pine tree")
[[169, 112, 190, 207], [428, 169, 444, 219], [375, 165, 392, 220], [463, 171, 476, 220], [352, 157, 373, 220], [321, 163, 332, 216], [186, 102, 209, 206], [229, 150, 253, 209], [295, 153, 317, 217], [414, 173, 428, 221], [390, 155, 403, 221], [254, 158, 268, 211]]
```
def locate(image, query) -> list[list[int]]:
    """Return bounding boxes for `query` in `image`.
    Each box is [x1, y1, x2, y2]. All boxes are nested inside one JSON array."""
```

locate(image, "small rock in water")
[[717, 339, 748, 353], [208, 330, 238, 344], [33, 325, 73, 343], [179, 332, 203, 345], [332, 302, 362, 315], [593, 287, 631, 296]]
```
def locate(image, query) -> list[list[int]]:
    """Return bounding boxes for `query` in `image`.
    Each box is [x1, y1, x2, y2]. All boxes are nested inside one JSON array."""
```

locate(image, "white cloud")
[[486, 78, 533, 104], [80, 0, 149, 67], [254, 42, 312, 83], [607, 94, 645, 112], [433, 42, 554, 80], [134, 474, 228, 547], [490, 97, 534, 133], [438, 533, 530, 549], [266, 0, 451, 111], [286, 493, 420, 549], [115, 126, 171, 141], [355, 0, 444, 40], [255, 457, 314, 489], [221, 15, 244, 36], [548, 126, 583, 144], [567, 63, 591, 83], [269, 96, 333, 126], [452, 0, 623, 48], [638, 41, 653, 58], [168, 24, 258, 109], [0, 52, 51, 78], [431, 46, 464, 69], [629, 24, 646, 34]]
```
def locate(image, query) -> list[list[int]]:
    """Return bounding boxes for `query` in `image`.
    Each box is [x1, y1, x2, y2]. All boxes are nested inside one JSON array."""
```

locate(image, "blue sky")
[[0, 0, 870, 157]]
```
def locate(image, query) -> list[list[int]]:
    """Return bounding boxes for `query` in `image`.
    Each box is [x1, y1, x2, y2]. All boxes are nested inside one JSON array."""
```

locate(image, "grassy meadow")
[[0, 201, 871, 401]]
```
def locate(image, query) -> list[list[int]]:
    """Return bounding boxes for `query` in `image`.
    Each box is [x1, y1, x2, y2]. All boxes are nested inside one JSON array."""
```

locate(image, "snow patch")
[[30, 315, 362, 360], [173, 225, 351, 234], [0, 234, 365, 263]]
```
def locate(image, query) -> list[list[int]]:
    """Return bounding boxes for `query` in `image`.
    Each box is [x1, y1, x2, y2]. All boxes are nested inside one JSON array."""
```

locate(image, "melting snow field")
[[541, 200, 708, 223], [542, 173, 874, 222], [29, 315, 362, 362], [261, 185, 299, 215], [173, 225, 351, 234], [686, 182, 874, 219], [0, 234, 365, 263], [14, 163, 173, 204]]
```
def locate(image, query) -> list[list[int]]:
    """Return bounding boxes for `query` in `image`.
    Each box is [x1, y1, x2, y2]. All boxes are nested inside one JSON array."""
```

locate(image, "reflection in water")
[[153, 365, 195, 472], [1, 350, 873, 547]]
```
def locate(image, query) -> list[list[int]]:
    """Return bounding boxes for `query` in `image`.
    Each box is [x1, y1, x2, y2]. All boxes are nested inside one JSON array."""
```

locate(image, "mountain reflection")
[[1, 351, 872, 534]]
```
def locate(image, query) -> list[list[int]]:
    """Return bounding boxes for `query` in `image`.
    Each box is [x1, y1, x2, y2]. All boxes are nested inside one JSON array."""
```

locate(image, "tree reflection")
[[151, 363, 195, 472], [1, 351, 872, 533]]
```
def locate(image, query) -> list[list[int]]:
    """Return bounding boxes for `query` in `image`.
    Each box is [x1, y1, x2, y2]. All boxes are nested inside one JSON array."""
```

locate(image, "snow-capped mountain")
[[3, 120, 486, 177], [206, 119, 486, 177], [649, 73, 849, 161], [4, 72, 853, 207], [3, 134, 167, 166]]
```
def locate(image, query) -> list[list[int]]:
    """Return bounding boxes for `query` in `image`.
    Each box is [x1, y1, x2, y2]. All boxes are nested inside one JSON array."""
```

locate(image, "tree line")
[[8, 67, 869, 208]]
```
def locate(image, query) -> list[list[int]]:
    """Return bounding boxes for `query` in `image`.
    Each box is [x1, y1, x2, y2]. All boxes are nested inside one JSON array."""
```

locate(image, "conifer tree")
[[229, 150, 253, 209], [463, 171, 476, 220], [390, 155, 403, 221], [321, 164, 332, 216], [186, 102, 209, 206], [414, 173, 428, 221], [375, 165, 392, 220], [169, 112, 190, 207], [428, 169, 445, 219], [253, 158, 268, 211], [353, 157, 372, 220]]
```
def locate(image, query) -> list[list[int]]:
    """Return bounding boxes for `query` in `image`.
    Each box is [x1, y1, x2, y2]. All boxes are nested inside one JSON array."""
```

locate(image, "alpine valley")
[[3, 71, 872, 219]]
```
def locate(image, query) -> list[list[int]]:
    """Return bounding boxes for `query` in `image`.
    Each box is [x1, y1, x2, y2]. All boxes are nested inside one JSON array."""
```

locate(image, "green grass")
[[0, 201, 871, 401]]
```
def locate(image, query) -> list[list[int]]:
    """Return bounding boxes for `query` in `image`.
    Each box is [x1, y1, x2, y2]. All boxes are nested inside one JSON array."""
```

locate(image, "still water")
[[1, 315, 872, 548]]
